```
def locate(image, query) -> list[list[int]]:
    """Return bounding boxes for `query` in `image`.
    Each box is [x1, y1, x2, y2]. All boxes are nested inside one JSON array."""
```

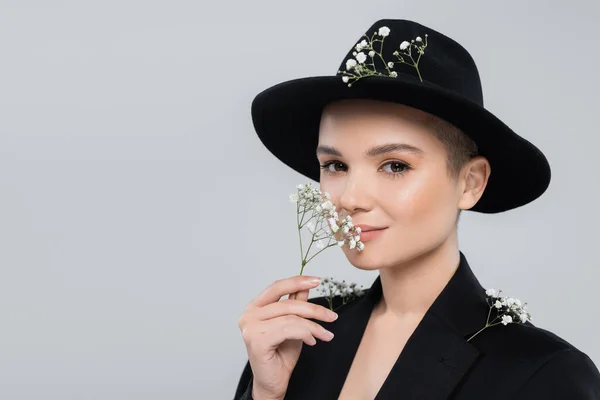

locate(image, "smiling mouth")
[[359, 227, 388, 242]]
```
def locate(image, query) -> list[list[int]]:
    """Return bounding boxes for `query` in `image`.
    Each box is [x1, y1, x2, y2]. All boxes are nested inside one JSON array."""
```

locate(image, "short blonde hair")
[[420, 114, 479, 221], [421, 114, 479, 181]]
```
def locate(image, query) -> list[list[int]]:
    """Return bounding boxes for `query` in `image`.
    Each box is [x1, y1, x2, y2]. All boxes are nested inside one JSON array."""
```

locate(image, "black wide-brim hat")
[[251, 19, 551, 213]]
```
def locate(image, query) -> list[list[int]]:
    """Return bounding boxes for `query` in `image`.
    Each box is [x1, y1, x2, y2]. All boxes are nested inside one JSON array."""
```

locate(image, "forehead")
[[318, 99, 444, 154]]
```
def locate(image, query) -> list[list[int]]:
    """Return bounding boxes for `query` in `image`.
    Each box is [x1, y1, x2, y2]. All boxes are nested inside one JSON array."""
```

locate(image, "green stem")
[[297, 203, 303, 272], [304, 242, 337, 265], [292, 204, 304, 301], [467, 303, 493, 342], [466, 325, 488, 342]]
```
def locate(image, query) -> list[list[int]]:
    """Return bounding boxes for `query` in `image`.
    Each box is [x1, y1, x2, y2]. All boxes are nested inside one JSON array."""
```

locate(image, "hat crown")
[[337, 19, 483, 106]]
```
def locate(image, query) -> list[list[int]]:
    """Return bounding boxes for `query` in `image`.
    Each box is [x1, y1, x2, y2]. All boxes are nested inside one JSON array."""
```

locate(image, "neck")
[[374, 232, 460, 320]]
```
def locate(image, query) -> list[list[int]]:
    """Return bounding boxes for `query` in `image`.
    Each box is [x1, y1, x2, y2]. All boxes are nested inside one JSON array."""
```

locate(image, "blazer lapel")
[[314, 250, 490, 400]]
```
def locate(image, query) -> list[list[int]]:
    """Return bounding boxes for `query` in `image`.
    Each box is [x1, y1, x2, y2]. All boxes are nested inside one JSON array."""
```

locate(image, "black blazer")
[[234, 251, 600, 399]]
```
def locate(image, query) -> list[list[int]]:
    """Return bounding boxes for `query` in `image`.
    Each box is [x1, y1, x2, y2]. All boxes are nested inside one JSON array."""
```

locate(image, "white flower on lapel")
[[317, 277, 365, 312], [467, 288, 532, 342], [337, 27, 429, 86]]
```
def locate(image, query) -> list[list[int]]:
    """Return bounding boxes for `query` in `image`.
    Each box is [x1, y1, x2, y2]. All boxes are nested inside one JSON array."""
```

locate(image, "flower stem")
[[296, 203, 304, 275], [292, 203, 304, 301], [466, 325, 488, 342], [304, 243, 337, 265]]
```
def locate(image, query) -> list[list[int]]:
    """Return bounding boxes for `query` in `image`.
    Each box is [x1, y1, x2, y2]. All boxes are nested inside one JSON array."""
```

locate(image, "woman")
[[234, 19, 600, 399]]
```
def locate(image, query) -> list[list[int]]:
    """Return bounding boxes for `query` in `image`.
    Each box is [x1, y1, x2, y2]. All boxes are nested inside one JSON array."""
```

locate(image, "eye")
[[381, 161, 410, 175], [319, 160, 411, 178], [319, 161, 346, 175]]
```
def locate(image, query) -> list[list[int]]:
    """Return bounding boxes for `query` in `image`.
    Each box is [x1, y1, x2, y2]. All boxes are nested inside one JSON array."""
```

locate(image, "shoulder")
[[473, 321, 600, 398], [512, 345, 600, 398], [474, 319, 591, 360]]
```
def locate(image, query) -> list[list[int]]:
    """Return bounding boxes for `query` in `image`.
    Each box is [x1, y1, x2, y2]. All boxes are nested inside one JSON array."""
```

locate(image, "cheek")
[[319, 180, 342, 202], [383, 170, 454, 223]]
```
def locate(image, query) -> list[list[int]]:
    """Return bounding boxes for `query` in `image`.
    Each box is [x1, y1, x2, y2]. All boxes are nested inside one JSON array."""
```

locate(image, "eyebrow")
[[316, 143, 424, 158]]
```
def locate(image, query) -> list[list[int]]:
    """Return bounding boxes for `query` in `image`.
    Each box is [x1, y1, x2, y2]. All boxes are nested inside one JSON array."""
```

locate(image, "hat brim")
[[251, 74, 551, 213]]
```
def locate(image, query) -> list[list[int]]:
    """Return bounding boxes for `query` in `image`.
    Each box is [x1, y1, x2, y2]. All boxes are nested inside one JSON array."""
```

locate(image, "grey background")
[[0, 1, 598, 399]]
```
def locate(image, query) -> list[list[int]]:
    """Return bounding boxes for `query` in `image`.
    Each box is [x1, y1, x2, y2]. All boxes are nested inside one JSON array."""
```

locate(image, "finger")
[[243, 317, 316, 349], [253, 299, 338, 323], [287, 288, 309, 302], [246, 276, 322, 310], [251, 315, 334, 350]]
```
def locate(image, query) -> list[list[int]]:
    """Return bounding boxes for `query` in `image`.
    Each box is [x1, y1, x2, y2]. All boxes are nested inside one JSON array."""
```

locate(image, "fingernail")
[[328, 310, 338, 320], [308, 278, 321, 285]]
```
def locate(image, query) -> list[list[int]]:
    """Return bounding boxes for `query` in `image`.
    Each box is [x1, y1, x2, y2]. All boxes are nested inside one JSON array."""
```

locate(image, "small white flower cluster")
[[337, 26, 429, 87], [485, 288, 531, 325], [289, 183, 364, 253], [467, 288, 532, 342], [317, 277, 365, 311], [288, 183, 366, 306]]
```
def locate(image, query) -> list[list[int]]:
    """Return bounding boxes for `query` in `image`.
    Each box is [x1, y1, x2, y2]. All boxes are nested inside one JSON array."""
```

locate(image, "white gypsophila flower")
[[514, 299, 522, 307], [467, 287, 531, 342], [355, 39, 368, 51], [346, 59, 357, 70], [322, 200, 333, 210], [317, 276, 365, 310], [355, 227, 361, 234], [337, 31, 428, 87], [289, 193, 298, 203], [390, 71, 398, 77], [356, 52, 367, 64], [291, 181, 366, 282], [378, 26, 390, 37], [342, 76, 349, 83], [519, 313, 528, 323]]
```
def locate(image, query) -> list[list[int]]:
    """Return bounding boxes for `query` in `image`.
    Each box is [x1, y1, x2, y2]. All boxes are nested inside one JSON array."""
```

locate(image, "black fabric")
[[250, 19, 552, 214], [233, 251, 600, 399]]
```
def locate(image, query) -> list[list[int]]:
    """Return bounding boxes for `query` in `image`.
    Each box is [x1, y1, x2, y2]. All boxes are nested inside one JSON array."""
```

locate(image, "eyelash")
[[319, 160, 412, 179]]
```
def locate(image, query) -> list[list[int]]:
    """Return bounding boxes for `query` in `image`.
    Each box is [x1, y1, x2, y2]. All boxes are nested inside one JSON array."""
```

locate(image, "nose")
[[337, 171, 373, 215]]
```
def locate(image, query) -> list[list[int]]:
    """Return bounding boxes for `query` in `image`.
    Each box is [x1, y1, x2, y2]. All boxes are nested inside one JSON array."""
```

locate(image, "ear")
[[458, 156, 491, 211]]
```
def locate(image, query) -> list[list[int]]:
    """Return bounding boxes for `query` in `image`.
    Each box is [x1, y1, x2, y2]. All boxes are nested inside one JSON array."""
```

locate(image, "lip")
[[355, 226, 388, 242], [355, 224, 387, 233]]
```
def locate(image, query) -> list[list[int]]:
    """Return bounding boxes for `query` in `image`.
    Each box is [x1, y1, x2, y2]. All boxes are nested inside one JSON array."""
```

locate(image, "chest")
[[337, 314, 420, 400]]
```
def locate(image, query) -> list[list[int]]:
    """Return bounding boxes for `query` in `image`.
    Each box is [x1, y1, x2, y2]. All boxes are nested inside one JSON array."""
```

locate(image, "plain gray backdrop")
[[1, 1, 598, 399]]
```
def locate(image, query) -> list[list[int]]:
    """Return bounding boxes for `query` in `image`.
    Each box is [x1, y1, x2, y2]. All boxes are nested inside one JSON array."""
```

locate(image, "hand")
[[237, 275, 339, 400]]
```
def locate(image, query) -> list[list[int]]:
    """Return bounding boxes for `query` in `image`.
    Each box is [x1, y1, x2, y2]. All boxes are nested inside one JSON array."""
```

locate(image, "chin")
[[344, 247, 389, 271]]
